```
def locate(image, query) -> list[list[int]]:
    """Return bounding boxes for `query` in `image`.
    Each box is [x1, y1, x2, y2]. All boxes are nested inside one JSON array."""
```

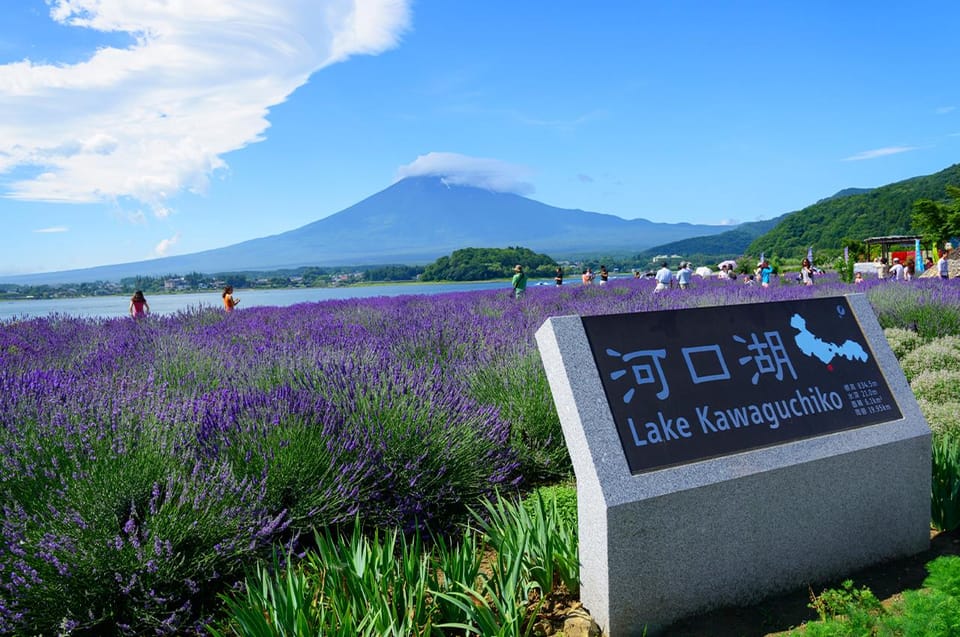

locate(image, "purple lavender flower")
[[1, 275, 956, 633]]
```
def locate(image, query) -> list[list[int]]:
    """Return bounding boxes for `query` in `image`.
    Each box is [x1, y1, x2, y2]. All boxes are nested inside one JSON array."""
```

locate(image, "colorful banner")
[[915, 239, 924, 274]]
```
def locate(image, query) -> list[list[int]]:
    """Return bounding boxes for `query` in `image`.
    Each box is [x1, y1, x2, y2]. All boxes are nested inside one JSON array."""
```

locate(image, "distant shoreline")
[[0, 278, 518, 302]]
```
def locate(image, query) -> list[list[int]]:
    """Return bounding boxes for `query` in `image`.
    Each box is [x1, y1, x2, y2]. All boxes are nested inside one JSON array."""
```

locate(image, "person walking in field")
[[222, 286, 240, 312], [129, 290, 150, 318], [800, 258, 814, 286], [676, 262, 693, 289], [654, 262, 673, 292], [511, 264, 527, 299]]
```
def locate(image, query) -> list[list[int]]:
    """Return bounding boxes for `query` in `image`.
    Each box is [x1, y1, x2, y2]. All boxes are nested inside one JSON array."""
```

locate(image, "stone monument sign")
[[535, 294, 930, 635]]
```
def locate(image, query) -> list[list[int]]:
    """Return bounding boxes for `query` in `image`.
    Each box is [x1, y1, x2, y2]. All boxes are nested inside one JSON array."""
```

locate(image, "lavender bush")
[[868, 281, 960, 339], [2, 273, 959, 633]]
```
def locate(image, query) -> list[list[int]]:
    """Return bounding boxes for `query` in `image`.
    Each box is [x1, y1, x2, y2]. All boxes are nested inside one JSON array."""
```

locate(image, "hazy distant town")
[[0, 266, 417, 301], [0, 250, 660, 301]]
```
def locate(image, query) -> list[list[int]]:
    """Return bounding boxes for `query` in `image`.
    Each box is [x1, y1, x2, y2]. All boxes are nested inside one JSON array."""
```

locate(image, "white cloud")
[[718, 218, 740, 226], [0, 1, 411, 216], [842, 146, 919, 161], [396, 152, 535, 195], [34, 226, 69, 233], [154, 232, 181, 257], [936, 106, 956, 115]]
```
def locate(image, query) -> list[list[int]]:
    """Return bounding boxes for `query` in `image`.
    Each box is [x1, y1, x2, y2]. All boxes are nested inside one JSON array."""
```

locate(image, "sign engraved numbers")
[[581, 297, 902, 474]]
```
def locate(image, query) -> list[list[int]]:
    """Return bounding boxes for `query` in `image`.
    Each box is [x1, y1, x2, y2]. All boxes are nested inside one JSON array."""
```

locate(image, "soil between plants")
[[543, 528, 960, 636]]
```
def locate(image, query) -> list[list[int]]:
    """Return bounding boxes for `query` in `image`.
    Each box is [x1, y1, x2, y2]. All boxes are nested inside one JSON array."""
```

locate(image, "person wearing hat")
[[890, 257, 905, 281], [511, 264, 528, 299]]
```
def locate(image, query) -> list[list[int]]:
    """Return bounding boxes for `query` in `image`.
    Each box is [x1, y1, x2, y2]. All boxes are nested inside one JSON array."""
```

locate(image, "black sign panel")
[[581, 296, 902, 474]]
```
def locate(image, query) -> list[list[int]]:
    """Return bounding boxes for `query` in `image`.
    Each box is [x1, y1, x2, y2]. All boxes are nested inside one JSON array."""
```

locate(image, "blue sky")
[[1, 1, 958, 276]]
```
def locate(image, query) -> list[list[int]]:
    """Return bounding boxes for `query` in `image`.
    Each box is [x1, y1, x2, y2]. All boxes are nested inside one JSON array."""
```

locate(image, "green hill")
[[748, 163, 960, 258], [635, 215, 785, 265]]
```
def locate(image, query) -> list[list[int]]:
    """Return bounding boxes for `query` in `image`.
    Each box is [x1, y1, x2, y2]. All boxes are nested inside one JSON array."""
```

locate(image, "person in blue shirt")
[[758, 260, 774, 287]]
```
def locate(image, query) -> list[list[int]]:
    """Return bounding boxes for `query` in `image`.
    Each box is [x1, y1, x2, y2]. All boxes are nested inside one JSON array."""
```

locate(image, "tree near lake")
[[420, 246, 557, 281]]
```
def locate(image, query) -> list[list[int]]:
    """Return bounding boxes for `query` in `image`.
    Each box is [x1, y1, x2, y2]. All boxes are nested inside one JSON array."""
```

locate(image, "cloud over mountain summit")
[[396, 152, 535, 195]]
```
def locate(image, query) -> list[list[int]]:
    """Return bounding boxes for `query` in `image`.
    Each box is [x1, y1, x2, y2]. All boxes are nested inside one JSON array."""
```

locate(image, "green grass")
[[211, 491, 580, 636]]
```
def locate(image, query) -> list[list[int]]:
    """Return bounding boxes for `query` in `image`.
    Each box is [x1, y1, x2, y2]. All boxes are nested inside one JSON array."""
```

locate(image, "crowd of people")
[[873, 251, 952, 282], [131, 251, 954, 315], [506, 248, 953, 300]]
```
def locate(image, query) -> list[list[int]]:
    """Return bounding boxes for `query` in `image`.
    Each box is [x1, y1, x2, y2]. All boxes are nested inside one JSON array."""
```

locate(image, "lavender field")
[[2, 273, 959, 634]]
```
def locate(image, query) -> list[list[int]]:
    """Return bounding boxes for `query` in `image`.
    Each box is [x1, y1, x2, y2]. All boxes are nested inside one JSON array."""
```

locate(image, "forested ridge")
[[747, 163, 960, 257], [634, 216, 784, 265], [420, 246, 557, 281]]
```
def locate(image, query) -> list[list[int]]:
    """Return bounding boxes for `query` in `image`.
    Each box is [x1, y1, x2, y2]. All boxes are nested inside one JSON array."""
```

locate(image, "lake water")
[[0, 279, 569, 321]]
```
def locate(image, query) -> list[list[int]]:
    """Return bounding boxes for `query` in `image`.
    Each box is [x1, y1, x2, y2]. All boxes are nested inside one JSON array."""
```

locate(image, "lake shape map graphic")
[[790, 313, 868, 365]]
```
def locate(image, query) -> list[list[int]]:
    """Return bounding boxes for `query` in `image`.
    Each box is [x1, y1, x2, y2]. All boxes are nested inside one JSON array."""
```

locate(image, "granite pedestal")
[[535, 294, 930, 635]]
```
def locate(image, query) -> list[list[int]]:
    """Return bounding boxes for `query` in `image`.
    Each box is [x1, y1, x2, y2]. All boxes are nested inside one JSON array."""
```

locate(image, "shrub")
[[899, 336, 960, 382], [466, 351, 573, 485], [303, 360, 519, 533], [888, 586, 960, 636], [521, 484, 578, 530], [885, 556, 960, 635], [833, 254, 855, 284], [917, 399, 960, 437], [868, 283, 960, 339], [0, 393, 285, 634], [788, 556, 960, 636], [883, 327, 926, 360], [911, 370, 960, 405], [805, 579, 884, 635]]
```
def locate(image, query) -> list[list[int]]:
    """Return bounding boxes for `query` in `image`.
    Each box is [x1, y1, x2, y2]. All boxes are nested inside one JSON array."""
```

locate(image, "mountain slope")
[[632, 185, 873, 263], [1, 176, 732, 284], [748, 164, 960, 257], [635, 215, 786, 262], [223, 176, 728, 264]]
